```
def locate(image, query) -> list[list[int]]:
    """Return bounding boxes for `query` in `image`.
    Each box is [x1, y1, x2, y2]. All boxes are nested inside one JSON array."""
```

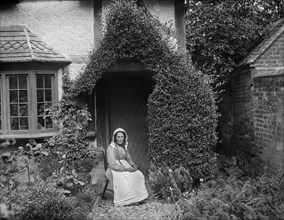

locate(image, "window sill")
[[0, 131, 59, 140]]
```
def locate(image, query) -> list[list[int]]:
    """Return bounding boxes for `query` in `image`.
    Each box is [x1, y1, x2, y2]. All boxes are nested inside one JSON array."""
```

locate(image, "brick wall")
[[231, 70, 255, 152], [219, 30, 284, 174], [253, 75, 284, 174], [251, 31, 284, 173], [217, 84, 234, 153], [218, 68, 255, 156], [253, 32, 284, 68]]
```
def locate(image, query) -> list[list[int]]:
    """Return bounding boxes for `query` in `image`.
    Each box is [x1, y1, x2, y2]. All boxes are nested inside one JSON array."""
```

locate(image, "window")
[[36, 75, 53, 130], [0, 71, 58, 138], [9, 75, 29, 130]]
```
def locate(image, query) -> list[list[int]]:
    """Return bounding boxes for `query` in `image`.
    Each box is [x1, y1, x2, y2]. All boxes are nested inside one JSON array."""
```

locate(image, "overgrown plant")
[[178, 173, 284, 220], [148, 163, 193, 202], [186, 0, 283, 84], [8, 181, 90, 220], [47, 74, 92, 161], [72, 0, 218, 181]]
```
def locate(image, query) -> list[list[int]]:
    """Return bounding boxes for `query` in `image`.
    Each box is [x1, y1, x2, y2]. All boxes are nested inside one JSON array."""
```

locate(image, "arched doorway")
[[95, 65, 153, 175]]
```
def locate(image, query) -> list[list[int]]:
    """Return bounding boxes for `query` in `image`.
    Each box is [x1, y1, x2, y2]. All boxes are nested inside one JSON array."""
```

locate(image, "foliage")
[[178, 173, 284, 220], [47, 73, 92, 162], [11, 181, 89, 220], [0, 142, 98, 218], [1, 180, 94, 220], [73, 157, 95, 173], [42, 73, 97, 194], [148, 163, 193, 202], [0, 140, 49, 190], [148, 65, 218, 180], [73, 184, 99, 213], [37, 146, 96, 195], [185, 0, 283, 84], [72, 0, 218, 180]]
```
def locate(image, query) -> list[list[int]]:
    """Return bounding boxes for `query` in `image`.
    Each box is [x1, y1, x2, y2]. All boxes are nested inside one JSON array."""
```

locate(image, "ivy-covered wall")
[[73, 0, 218, 179]]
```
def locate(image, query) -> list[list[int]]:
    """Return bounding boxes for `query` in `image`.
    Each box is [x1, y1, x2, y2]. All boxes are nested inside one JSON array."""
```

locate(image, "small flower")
[[36, 143, 42, 148], [200, 178, 204, 183], [62, 154, 66, 159]]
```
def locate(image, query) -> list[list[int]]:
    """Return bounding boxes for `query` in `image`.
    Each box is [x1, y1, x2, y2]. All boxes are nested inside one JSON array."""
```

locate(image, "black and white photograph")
[[0, 0, 283, 219]]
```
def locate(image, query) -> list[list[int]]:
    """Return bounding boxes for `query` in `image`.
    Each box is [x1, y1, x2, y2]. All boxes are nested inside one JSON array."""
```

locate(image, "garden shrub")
[[148, 163, 193, 202], [148, 65, 218, 180], [37, 73, 98, 195], [74, 184, 99, 213], [178, 173, 284, 220], [47, 73, 92, 162], [11, 181, 89, 220], [72, 0, 218, 180]]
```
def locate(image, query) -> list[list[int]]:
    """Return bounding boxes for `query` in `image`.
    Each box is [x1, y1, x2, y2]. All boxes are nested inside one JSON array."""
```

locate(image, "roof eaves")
[[239, 19, 284, 66], [0, 25, 71, 65]]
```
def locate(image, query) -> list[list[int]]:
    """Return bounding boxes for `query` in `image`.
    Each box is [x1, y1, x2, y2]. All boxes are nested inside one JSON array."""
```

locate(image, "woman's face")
[[115, 132, 125, 145]]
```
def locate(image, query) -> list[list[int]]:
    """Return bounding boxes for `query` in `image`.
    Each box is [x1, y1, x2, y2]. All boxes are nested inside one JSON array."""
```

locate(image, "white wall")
[[0, 1, 94, 81]]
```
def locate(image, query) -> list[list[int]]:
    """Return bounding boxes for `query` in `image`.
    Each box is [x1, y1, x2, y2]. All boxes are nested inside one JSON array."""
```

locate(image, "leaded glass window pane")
[[36, 75, 53, 129], [8, 75, 29, 130]]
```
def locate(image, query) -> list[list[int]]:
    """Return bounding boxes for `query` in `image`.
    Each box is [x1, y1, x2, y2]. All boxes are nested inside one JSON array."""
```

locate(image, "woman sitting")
[[105, 128, 148, 206]]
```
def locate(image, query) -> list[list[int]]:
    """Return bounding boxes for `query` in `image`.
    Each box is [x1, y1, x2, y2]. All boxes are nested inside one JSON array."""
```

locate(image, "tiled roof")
[[240, 18, 284, 65], [0, 25, 70, 64]]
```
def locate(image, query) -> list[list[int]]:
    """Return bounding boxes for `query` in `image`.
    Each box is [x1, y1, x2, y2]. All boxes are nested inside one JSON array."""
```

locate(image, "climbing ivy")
[[73, 0, 218, 180]]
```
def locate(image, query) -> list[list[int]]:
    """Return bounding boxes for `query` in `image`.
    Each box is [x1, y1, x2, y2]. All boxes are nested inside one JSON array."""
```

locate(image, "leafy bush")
[[7, 181, 89, 220], [148, 65, 218, 180], [185, 0, 282, 84], [74, 184, 99, 213], [72, 0, 218, 180], [37, 149, 62, 180], [148, 163, 193, 202], [37, 74, 97, 195], [74, 157, 96, 173], [178, 173, 284, 220]]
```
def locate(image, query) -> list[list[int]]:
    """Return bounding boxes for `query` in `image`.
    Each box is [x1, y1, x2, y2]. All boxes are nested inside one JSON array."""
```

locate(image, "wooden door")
[[107, 77, 152, 175]]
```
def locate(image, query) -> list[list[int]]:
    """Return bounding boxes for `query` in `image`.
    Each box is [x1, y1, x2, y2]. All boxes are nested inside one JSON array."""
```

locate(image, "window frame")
[[0, 74, 3, 132], [0, 70, 59, 139]]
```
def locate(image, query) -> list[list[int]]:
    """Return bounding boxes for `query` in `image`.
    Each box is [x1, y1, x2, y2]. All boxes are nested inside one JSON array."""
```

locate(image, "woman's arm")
[[126, 151, 137, 169], [107, 146, 125, 172]]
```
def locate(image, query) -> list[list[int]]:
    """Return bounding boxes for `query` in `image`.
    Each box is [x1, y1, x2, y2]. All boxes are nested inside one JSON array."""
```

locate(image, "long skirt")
[[108, 160, 148, 206]]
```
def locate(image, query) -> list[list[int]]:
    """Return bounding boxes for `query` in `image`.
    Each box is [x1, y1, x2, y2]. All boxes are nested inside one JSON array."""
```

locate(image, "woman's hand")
[[124, 166, 137, 172]]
